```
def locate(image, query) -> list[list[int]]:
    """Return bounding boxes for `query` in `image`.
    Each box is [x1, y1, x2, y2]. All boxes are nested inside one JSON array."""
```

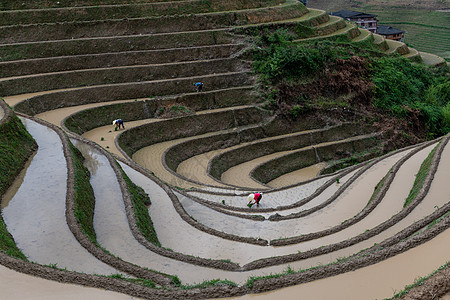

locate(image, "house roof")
[[377, 25, 406, 35], [329, 10, 377, 19]]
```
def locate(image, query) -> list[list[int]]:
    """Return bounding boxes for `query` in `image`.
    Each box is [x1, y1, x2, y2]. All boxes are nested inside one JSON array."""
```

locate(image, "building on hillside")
[[329, 10, 377, 33], [377, 25, 406, 42]]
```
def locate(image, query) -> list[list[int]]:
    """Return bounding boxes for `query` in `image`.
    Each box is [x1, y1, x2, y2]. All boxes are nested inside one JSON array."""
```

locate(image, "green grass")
[[403, 144, 437, 207], [364, 8, 450, 59], [387, 262, 449, 299], [117, 163, 160, 247], [69, 142, 97, 242], [0, 105, 36, 260]]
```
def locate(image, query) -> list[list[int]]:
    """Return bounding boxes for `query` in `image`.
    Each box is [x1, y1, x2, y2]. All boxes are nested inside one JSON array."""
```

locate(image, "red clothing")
[[254, 193, 262, 203]]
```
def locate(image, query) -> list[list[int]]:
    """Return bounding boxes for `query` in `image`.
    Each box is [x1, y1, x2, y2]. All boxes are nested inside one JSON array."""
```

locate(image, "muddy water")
[[1, 119, 117, 275], [82, 118, 157, 158], [176, 130, 322, 190], [1, 151, 37, 209], [178, 143, 429, 242], [116, 161, 326, 282], [267, 162, 328, 188], [63, 139, 450, 286], [2, 89, 80, 107], [233, 228, 450, 300], [36, 99, 137, 127], [221, 135, 372, 188], [133, 130, 242, 189], [441, 293, 450, 300], [149, 147, 416, 263], [177, 146, 242, 188], [72, 140, 249, 284], [0, 265, 135, 300], [186, 169, 354, 212]]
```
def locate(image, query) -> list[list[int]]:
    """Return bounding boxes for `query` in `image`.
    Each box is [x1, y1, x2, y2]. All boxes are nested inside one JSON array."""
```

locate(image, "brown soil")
[[273, 56, 427, 152]]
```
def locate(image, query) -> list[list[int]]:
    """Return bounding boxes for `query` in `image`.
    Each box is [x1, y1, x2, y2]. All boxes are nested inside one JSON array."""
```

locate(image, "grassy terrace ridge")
[[0, 100, 36, 260], [117, 163, 160, 246], [0, 30, 237, 62], [0, 0, 285, 26], [69, 141, 97, 242], [0, 2, 308, 44]]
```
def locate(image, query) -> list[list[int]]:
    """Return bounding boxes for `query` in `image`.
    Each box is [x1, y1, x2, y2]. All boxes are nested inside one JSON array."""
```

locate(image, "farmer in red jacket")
[[247, 193, 262, 208]]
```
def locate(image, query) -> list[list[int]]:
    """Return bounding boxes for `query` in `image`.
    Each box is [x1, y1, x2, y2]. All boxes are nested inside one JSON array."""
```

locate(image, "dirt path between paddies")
[[179, 144, 433, 241], [2, 89, 84, 108], [1, 119, 118, 275], [178, 128, 322, 190], [36, 99, 139, 127], [0, 265, 135, 300], [132, 105, 254, 190], [267, 162, 328, 188], [221, 134, 378, 189], [0, 105, 4, 119], [231, 228, 450, 300]]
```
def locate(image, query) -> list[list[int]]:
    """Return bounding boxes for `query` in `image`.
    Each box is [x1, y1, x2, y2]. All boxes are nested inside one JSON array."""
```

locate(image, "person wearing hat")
[[113, 119, 125, 130], [247, 192, 262, 208]]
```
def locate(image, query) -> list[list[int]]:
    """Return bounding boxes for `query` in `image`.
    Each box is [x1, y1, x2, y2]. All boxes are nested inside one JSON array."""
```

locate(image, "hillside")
[[0, 0, 449, 299]]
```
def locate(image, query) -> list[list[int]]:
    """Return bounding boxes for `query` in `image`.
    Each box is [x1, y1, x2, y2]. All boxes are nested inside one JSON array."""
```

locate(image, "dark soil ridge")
[[110, 133, 450, 271], [160, 121, 275, 191], [169, 137, 439, 243], [116, 105, 268, 158], [396, 263, 450, 300], [159, 109, 373, 191], [14, 113, 175, 286], [242, 133, 449, 270], [250, 132, 380, 184], [159, 112, 363, 191], [14, 71, 252, 115], [0, 43, 244, 78], [0, 57, 247, 96], [0, 29, 236, 62], [206, 123, 373, 182], [0, 0, 188, 10], [0, 2, 307, 44], [62, 86, 257, 135], [0, 0, 285, 26], [182, 139, 423, 215], [72, 133, 267, 266], [269, 138, 440, 245], [0, 173, 447, 300]]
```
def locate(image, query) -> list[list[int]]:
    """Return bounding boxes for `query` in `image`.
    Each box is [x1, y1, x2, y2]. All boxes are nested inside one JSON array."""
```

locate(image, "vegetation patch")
[[403, 144, 437, 207], [250, 29, 449, 152], [117, 163, 160, 247], [0, 104, 36, 260], [69, 141, 97, 242]]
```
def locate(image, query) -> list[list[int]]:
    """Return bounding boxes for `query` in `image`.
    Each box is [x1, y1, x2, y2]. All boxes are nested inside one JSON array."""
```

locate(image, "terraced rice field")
[[365, 8, 450, 59], [0, 0, 449, 299]]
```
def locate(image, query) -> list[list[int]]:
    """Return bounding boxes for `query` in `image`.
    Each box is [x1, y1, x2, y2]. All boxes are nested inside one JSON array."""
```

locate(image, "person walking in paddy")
[[247, 192, 262, 208], [112, 118, 125, 130]]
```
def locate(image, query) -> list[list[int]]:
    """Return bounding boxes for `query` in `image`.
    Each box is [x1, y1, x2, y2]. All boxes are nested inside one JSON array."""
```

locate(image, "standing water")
[[1, 118, 118, 275]]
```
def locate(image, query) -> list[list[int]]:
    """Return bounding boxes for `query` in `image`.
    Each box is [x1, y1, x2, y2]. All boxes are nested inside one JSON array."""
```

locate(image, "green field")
[[364, 8, 450, 59]]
